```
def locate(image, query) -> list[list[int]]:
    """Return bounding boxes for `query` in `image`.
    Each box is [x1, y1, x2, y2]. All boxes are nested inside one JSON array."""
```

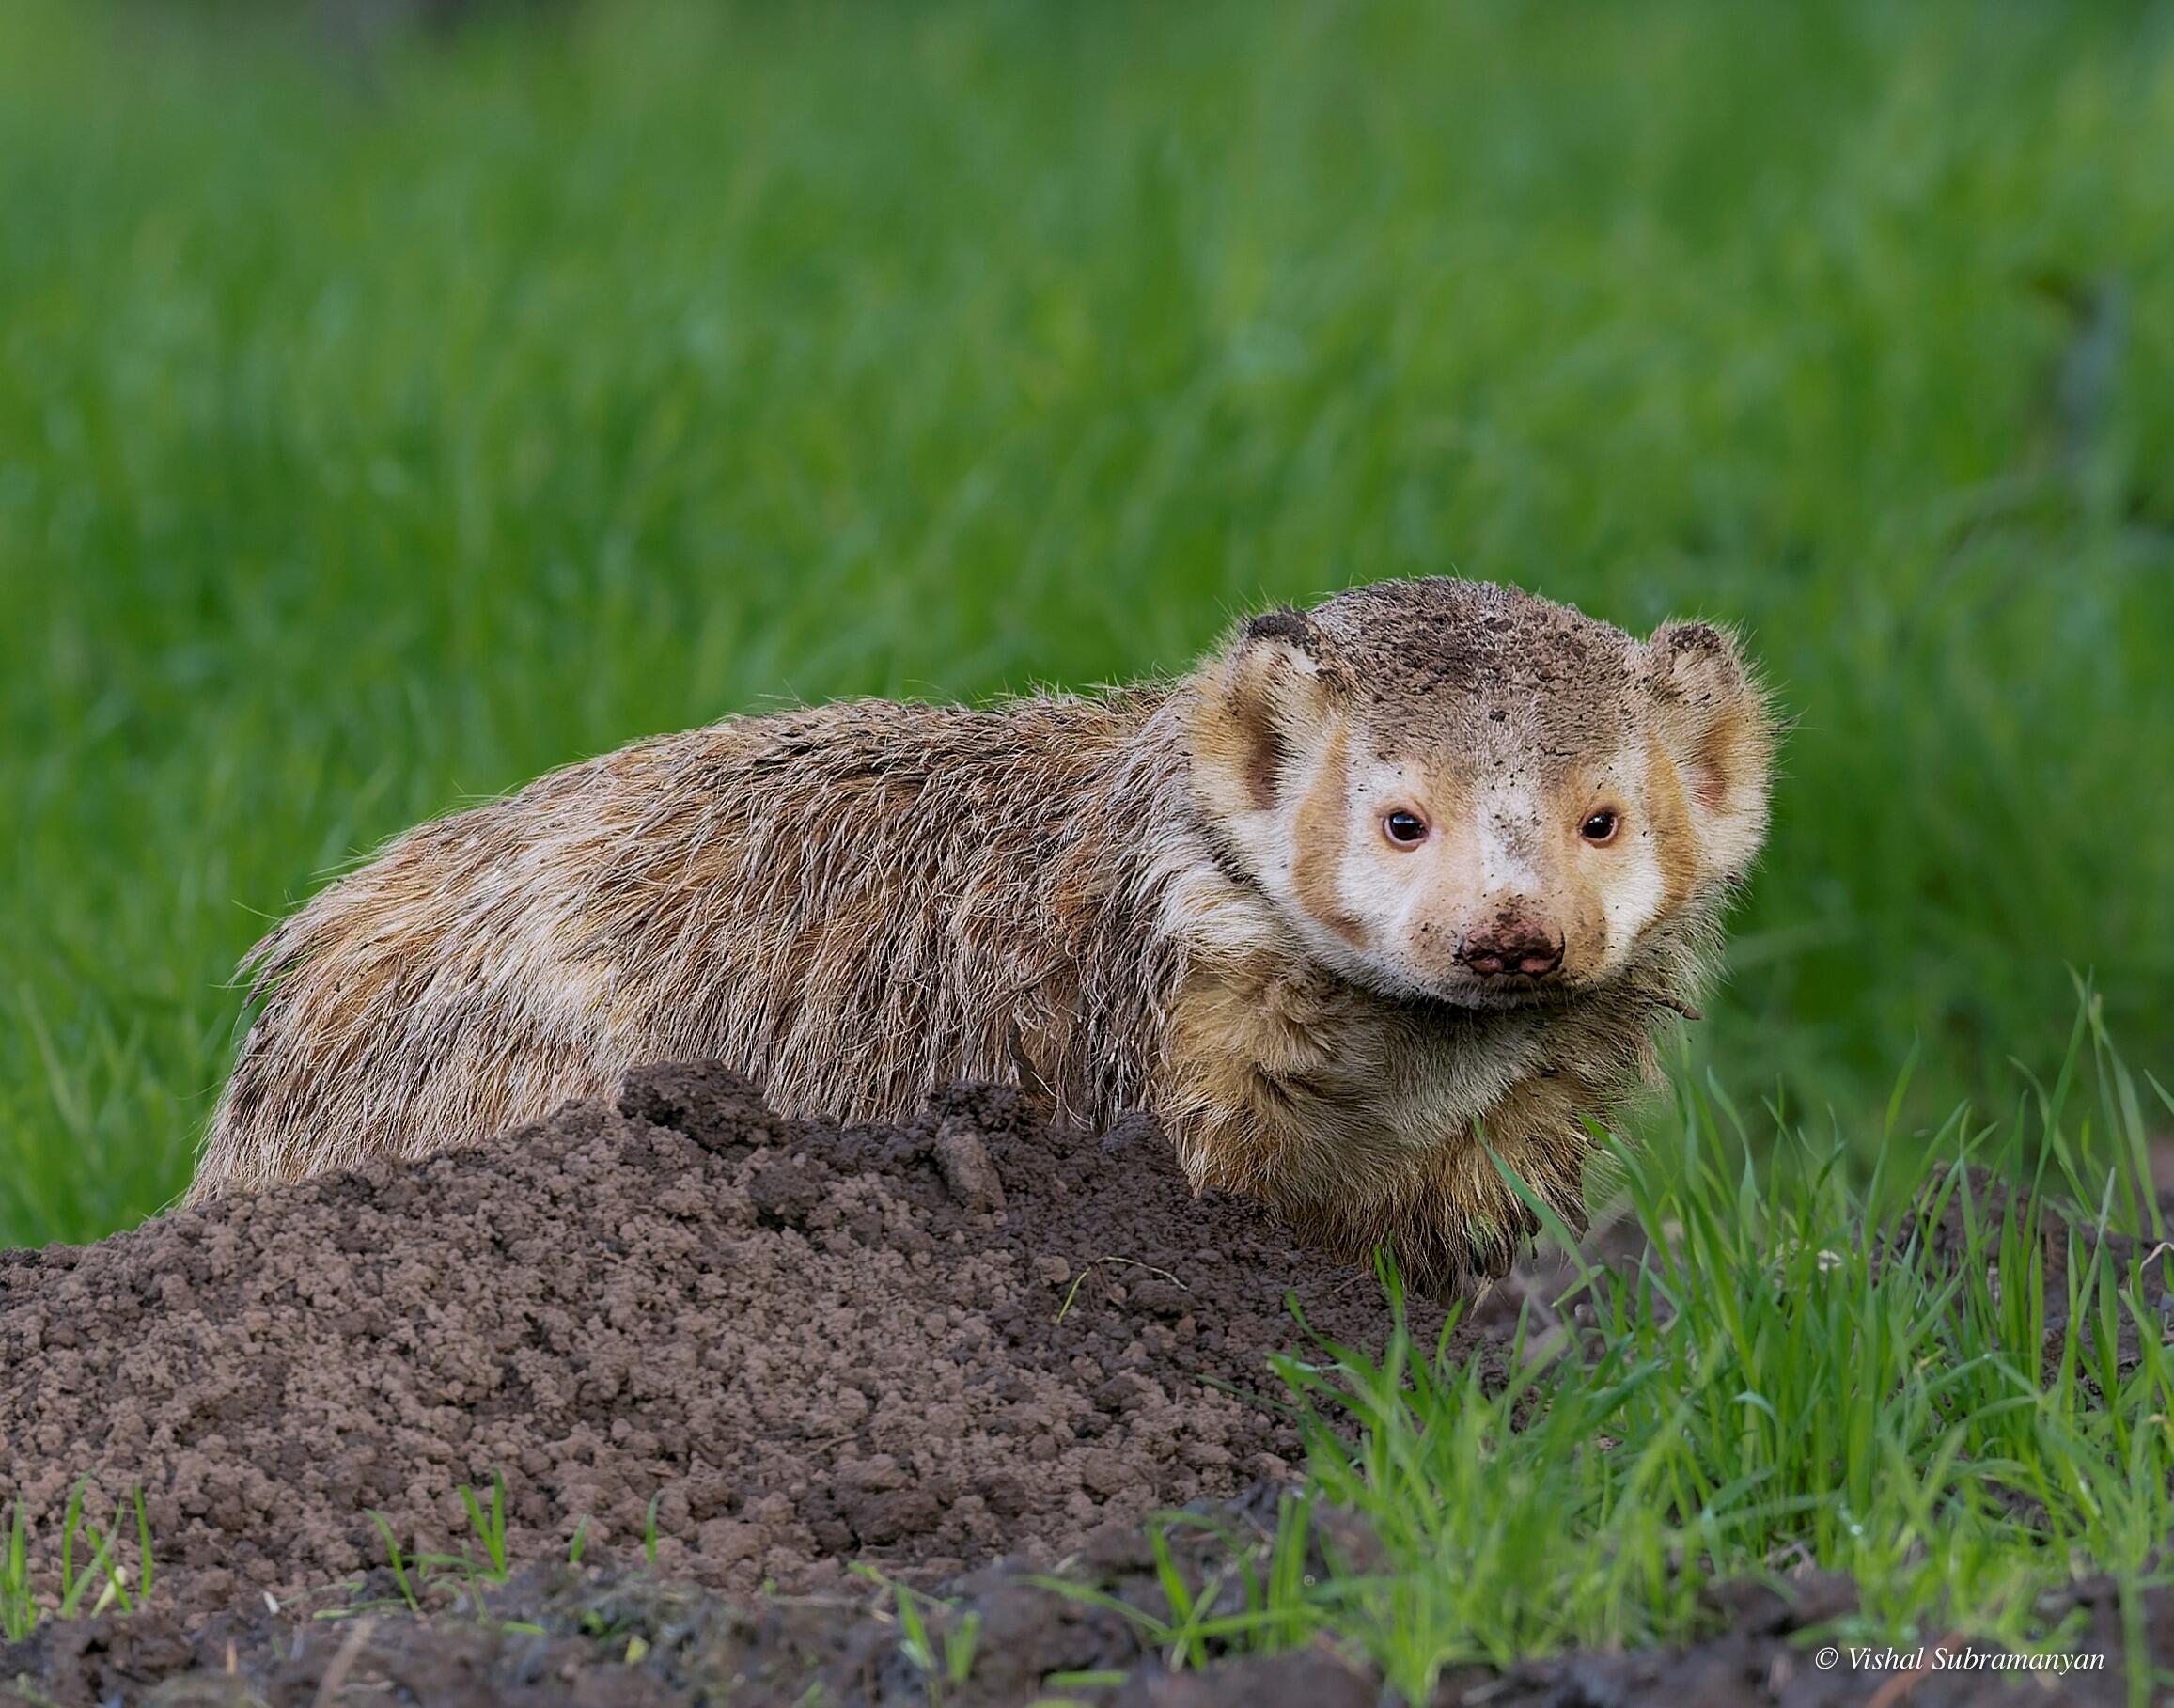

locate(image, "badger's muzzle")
[[1454, 904, 1566, 979]]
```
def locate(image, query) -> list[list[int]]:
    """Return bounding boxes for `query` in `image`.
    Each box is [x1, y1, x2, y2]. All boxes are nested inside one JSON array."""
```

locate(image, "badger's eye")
[[1580, 808, 1621, 845], [1383, 809, 1429, 847]]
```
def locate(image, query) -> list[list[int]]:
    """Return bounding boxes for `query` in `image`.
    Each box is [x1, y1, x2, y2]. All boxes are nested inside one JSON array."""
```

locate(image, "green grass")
[[0, 1481, 154, 1641], [1281, 1023, 2174, 1695], [1034, 1008, 2174, 1700], [0, 0, 2168, 1245]]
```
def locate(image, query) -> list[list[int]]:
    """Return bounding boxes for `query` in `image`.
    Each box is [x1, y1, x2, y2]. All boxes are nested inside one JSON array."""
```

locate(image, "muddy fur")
[[196, 578, 1776, 1294]]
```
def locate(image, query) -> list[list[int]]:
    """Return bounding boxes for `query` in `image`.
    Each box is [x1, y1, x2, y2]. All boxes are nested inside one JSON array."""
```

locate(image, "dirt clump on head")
[[0, 1063, 1440, 1619]]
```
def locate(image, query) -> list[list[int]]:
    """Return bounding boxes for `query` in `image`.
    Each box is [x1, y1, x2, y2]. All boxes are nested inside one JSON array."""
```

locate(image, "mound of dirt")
[[0, 1063, 1448, 1619]]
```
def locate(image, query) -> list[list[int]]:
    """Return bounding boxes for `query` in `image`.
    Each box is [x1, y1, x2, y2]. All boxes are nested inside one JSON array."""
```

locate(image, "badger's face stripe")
[[1470, 772, 1545, 900], [1641, 735, 1703, 919], [1290, 723, 1369, 949]]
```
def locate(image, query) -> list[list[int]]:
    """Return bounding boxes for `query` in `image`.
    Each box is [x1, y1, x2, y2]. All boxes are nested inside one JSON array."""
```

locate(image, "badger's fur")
[[196, 577, 1776, 1294]]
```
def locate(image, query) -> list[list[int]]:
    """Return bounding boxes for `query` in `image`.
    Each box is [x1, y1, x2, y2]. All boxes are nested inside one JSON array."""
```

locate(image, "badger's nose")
[[1457, 917, 1566, 979]]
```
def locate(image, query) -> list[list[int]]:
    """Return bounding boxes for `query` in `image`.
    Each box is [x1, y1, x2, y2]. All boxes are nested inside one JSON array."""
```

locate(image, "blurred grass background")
[[2, 0, 2169, 1246]]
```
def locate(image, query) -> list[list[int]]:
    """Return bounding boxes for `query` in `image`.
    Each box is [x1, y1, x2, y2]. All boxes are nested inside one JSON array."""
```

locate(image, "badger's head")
[[1185, 578, 1777, 1009]]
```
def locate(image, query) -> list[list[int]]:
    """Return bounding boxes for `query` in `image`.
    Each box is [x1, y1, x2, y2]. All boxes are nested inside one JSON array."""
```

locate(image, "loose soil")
[[0, 1066, 1449, 1619], [4, 1066, 2166, 1704]]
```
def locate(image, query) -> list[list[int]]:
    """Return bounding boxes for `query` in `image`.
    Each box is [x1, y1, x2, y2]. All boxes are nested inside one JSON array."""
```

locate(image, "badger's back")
[[194, 692, 1187, 1201]]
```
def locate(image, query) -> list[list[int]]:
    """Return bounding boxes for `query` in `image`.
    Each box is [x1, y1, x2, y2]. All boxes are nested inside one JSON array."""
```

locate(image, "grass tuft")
[[1259, 1018, 2174, 1700], [1, 1482, 156, 1639]]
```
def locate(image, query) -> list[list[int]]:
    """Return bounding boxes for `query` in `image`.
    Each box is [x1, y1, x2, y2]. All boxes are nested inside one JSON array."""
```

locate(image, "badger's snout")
[[1455, 903, 1566, 979]]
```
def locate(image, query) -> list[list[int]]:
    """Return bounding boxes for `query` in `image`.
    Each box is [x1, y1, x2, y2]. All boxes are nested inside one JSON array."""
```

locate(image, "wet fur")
[[197, 578, 1775, 1296]]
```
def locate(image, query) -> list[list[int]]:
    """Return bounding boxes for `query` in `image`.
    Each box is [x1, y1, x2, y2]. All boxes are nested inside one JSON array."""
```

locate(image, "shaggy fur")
[[196, 578, 1776, 1295]]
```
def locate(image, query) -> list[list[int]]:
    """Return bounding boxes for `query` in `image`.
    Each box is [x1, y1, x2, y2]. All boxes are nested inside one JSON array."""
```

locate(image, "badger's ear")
[[1641, 620, 1777, 881], [1186, 607, 1346, 819]]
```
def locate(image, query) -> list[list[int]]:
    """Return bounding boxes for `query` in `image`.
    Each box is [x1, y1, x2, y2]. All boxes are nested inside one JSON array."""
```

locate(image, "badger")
[[195, 577, 1776, 1293]]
